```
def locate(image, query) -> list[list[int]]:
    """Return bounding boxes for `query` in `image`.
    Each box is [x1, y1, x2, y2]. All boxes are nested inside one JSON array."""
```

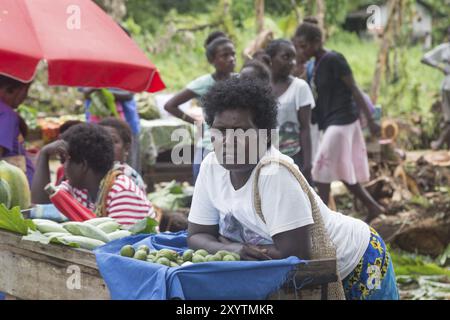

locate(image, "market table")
[[0, 229, 109, 300], [0, 229, 338, 300]]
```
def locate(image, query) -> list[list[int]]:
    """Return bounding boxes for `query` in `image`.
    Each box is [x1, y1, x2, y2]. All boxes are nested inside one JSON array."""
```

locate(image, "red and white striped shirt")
[[60, 174, 154, 228]]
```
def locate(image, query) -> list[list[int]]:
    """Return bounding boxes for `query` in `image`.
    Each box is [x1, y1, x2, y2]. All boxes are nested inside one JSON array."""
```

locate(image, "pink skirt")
[[312, 120, 370, 185]]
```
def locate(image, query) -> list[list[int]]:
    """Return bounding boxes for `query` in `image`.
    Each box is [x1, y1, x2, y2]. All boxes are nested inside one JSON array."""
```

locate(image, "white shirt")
[[276, 77, 316, 156], [424, 43, 450, 90], [189, 146, 370, 279]]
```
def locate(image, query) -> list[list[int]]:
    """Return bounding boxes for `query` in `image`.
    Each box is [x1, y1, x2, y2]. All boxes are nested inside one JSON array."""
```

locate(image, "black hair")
[[202, 77, 278, 131], [99, 117, 132, 147], [204, 31, 233, 62], [303, 16, 319, 25], [252, 50, 271, 68], [240, 59, 271, 83], [0, 75, 27, 91], [61, 123, 114, 176], [204, 31, 227, 47], [59, 120, 83, 135], [264, 39, 294, 58], [294, 22, 323, 43]]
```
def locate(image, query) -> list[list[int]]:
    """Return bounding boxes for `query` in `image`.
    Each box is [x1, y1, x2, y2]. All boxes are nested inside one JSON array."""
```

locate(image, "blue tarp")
[[94, 231, 304, 300]]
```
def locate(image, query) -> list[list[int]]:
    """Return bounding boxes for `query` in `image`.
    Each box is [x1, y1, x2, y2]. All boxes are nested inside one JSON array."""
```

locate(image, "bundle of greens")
[[148, 181, 194, 211]]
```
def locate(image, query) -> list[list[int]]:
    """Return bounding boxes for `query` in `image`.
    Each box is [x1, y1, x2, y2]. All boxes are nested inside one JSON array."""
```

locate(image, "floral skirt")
[[342, 227, 400, 300]]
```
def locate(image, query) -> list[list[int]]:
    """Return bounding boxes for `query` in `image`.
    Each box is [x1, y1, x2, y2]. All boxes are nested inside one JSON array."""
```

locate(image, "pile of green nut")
[[120, 245, 240, 267]]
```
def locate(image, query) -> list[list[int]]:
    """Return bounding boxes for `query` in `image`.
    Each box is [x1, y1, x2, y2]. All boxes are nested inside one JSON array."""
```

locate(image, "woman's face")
[[102, 126, 128, 162], [211, 42, 236, 74], [292, 35, 318, 62], [63, 152, 85, 189], [210, 108, 268, 172], [270, 43, 297, 78]]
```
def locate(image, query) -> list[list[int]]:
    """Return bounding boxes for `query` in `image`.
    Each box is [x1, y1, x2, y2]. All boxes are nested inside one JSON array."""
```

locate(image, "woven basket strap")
[[252, 157, 336, 258], [253, 158, 320, 225], [252, 157, 346, 300]]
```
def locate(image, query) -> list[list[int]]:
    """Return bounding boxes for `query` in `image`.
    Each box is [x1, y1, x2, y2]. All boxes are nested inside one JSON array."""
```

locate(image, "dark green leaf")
[[0, 204, 36, 235], [129, 217, 159, 235]]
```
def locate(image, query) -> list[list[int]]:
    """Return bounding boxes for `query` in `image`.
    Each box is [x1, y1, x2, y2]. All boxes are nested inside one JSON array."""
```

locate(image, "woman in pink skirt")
[[292, 20, 384, 222]]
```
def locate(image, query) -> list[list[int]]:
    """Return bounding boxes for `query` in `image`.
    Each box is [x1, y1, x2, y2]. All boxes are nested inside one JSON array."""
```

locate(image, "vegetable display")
[[120, 246, 240, 267]]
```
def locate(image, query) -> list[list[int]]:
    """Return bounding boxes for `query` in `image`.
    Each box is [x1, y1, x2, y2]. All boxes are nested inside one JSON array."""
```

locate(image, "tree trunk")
[[316, 0, 326, 37], [255, 0, 265, 34], [290, 0, 302, 24], [370, 0, 396, 103]]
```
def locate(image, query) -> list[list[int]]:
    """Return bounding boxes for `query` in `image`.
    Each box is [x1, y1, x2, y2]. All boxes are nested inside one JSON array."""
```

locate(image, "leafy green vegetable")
[[148, 180, 193, 211], [437, 245, 450, 267], [129, 216, 159, 235], [17, 104, 38, 130], [0, 204, 36, 235], [22, 230, 51, 245], [89, 89, 118, 118], [391, 249, 450, 277], [22, 230, 80, 248]]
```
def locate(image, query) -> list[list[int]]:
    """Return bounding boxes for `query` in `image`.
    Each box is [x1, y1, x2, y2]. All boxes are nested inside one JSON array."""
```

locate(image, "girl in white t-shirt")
[[187, 77, 399, 300], [265, 39, 315, 184]]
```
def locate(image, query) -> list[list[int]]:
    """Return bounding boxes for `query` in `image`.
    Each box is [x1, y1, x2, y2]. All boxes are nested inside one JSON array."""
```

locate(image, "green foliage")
[[17, 105, 38, 130], [128, 216, 159, 235], [391, 249, 450, 276], [147, 180, 194, 211], [126, 0, 218, 32], [0, 204, 36, 235]]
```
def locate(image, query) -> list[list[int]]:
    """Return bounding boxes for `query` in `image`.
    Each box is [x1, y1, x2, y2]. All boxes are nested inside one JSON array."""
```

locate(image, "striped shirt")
[[60, 174, 154, 228]]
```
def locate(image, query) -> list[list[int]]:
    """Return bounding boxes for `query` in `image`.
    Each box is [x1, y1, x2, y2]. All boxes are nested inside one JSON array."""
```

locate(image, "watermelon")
[[0, 178, 11, 208], [0, 160, 31, 209]]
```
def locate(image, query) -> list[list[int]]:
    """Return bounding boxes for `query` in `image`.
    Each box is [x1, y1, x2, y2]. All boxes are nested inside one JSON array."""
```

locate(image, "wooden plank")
[[293, 258, 338, 286], [0, 230, 98, 269], [0, 230, 109, 299], [269, 258, 338, 300]]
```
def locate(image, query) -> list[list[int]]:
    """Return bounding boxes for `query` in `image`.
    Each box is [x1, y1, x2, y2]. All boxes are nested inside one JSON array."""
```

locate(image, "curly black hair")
[[240, 59, 271, 83], [59, 120, 83, 135], [202, 77, 278, 131], [204, 31, 233, 62], [61, 123, 114, 175], [265, 39, 294, 58], [294, 22, 322, 43], [99, 117, 132, 147]]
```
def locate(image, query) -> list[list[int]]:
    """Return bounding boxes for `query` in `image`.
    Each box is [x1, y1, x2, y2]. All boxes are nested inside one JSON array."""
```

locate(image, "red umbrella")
[[0, 0, 165, 93]]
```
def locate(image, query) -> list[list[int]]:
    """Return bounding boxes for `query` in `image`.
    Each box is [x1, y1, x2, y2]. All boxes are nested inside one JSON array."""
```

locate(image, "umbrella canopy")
[[0, 0, 165, 93]]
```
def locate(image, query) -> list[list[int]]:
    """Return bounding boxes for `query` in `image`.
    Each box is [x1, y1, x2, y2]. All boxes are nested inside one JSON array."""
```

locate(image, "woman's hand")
[[223, 242, 273, 261], [41, 140, 69, 159]]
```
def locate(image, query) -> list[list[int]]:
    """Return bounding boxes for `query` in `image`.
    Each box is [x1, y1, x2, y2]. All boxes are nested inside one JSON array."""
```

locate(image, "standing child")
[[164, 31, 236, 183], [421, 26, 450, 150], [265, 39, 315, 184], [0, 75, 34, 185], [293, 22, 384, 222]]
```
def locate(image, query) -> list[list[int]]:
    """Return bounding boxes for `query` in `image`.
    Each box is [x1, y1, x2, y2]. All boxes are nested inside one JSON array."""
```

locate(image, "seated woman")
[[187, 77, 399, 300], [31, 123, 154, 228], [55, 118, 146, 193], [98, 117, 146, 193]]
